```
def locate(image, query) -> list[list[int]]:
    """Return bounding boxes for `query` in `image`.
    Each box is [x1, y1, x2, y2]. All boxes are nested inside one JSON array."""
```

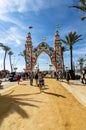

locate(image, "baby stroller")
[[42, 79, 45, 86], [38, 79, 44, 86]]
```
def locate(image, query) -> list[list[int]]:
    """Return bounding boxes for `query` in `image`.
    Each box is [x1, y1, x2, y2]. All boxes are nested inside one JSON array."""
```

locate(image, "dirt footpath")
[[0, 78, 86, 130]]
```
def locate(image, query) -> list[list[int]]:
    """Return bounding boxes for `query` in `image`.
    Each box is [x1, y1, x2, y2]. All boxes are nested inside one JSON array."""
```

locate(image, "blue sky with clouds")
[[0, 0, 86, 72]]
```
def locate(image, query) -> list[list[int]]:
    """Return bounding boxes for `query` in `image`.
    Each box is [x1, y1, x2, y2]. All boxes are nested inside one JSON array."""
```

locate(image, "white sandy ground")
[[60, 80, 86, 107], [0, 78, 86, 130]]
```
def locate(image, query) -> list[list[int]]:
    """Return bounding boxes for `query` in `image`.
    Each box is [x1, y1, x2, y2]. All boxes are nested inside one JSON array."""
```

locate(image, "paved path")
[[0, 81, 18, 94], [60, 79, 86, 107]]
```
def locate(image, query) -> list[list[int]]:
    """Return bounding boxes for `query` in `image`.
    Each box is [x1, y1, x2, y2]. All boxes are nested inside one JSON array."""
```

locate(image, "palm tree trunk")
[[62, 53, 64, 70], [9, 55, 13, 72], [3, 51, 6, 71], [70, 46, 73, 70], [25, 57, 27, 70], [80, 63, 83, 73]]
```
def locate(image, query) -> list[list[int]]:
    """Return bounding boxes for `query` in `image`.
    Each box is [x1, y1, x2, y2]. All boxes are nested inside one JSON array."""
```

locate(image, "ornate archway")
[[32, 42, 55, 68], [25, 30, 63, 73]]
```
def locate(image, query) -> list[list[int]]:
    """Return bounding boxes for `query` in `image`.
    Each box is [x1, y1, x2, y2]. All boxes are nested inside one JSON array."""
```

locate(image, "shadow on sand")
[[0, 90, 42, 125], [43, 91, 66, 98]]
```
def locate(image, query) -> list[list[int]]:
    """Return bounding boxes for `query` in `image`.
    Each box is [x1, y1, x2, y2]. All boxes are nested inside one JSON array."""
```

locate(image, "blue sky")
[[0, 0, 86, 72]]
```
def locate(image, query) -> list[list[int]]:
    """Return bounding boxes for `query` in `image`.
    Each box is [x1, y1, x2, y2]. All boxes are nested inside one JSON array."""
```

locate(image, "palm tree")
[[61, 31, 82, 71], [8, 51, 14, 72], [70, 0, 86, 20], [0, 43, 4, 47], [18, 50, 26, 65], [77, 57, 85, 73], [2, 45, 10, 71]]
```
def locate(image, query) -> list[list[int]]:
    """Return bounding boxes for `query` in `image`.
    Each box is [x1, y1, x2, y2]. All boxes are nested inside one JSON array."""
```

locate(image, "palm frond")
[[60, 39, 67, 44], [81, 16, 86, 20], [80, 0, 86, 6], [70, 5, 86, 11]]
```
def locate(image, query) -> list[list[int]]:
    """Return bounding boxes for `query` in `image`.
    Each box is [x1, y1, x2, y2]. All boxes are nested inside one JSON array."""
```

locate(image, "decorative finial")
[[42, 37, 46, 41], [27, 32, 31, 35], [56, 24, 61, 32]]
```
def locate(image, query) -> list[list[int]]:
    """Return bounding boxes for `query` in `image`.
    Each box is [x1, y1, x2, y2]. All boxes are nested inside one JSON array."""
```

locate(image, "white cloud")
[[0, 0, 75, 30], [73, 48, 86, 56], [0, 1, 27, 29], [0, 27, 25, 46], [0, 0, 28, 14], [64, 46, 86, 56], [0, 0, 74, 14], [0, 0, 44, 14], [0, 0, 14, 14]]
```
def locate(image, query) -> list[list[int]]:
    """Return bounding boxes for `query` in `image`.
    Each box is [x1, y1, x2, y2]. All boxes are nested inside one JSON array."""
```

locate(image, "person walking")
[[29, 72, 34, 86], [35, 72, 38, 86], [17, 74, 21, 85], [66, 71, 71, 84], [38, 72, 43, 92]]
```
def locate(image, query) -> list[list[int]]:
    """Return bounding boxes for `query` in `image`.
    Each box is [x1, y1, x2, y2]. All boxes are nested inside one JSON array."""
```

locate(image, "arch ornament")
[[25, 31, 63, 73], [32, 42, 55, 68]]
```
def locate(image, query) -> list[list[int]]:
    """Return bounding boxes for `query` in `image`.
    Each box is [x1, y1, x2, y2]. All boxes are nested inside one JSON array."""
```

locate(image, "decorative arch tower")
[[25, 29, 63, 73], [54, 30, 63, 73]]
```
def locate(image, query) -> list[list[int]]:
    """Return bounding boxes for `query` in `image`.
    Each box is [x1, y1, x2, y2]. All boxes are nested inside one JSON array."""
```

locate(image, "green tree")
[[18, 50, 26, 65], [70, 0, 86, 20], [77, 57, 85, 72], [8, 51, 14, 72], [2, 45, 10, 71], [62, 32, 82, 70]]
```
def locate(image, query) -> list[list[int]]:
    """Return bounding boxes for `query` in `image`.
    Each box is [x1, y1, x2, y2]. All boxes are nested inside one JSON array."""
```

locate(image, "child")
[[38, 72, 43, 92], [17, 74, 21, 85]]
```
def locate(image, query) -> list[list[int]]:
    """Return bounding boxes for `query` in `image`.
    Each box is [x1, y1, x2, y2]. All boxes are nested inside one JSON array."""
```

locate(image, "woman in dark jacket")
[[66, 71, 71, 84]]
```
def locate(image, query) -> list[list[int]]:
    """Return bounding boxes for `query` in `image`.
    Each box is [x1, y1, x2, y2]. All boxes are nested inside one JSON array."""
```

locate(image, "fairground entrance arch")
[[25, 30, 63, 74], [33, 42, 55, 70]]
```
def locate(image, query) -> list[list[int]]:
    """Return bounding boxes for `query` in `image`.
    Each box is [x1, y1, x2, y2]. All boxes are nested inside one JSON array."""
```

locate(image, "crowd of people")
[[55, 70, 71, 84], [29, 71, 45, 92], [0, 70, 45, 92], [28, 70, 72, 93], [0, 69, 74, 91]]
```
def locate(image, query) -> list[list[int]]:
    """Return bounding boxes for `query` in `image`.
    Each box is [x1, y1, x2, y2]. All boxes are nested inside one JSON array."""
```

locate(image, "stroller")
[[42, 79, 44, 86], [38, 78, 45, 87]]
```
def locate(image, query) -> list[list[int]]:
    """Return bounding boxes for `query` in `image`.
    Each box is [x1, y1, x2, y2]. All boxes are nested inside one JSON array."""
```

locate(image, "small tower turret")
[[54, 27, 63, 73], [25, 32, 33, 71]]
